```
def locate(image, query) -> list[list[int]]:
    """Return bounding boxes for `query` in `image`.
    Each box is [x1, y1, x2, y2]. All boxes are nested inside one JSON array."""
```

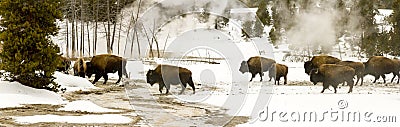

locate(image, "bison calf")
[[239, 56, 276, 81], [146, 65, 195, 94], [268, 63, 288, 85], [310, 64, 355, 93], [73, 58, 87, 78], [86, 54, 128, 84]]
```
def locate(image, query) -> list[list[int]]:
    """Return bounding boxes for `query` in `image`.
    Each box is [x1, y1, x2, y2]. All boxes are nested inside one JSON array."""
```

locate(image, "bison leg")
[[92, 74, 102, 84], [250, 73, 256, 81], [259, 72, 263, 81], [102, 74, 109, 84], [348, 80, 354, 93], [179, 83, 187, 95], [332, 85, 338, 94], [116, 70, 123, 84], [284, 75, 287, 85], [321, 83, 330, 93], [188, 77, 195, 94], [373, 75, 380, 83], [158, 83, 164, 94], [381, 75, 386, 84], [165, 83, 170, 94]]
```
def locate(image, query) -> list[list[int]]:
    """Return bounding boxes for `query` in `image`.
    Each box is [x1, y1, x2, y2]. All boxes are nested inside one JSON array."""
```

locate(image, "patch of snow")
[[58, 100, 121, 113], [0, 81, 65, 108], [14, 114, 132, 124], [54, 71, 98, 92]]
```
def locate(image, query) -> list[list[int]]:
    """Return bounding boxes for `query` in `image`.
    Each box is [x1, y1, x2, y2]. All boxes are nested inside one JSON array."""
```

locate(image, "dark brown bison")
[[268, 63, 288, 85], [336, 61, 365, 86], [310, 64, 355, 93], [146, 65, 195, 94], [56, 56, 71, 74], [86, 54, 128, 84], [73, 58, 87, 78], [239, 56, 276, 81], [364, 56, 400, 84], [304, 55, 341, 75]]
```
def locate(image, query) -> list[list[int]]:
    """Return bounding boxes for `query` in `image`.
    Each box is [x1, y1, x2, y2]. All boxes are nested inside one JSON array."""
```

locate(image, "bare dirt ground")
[[0, 79, 248, 127]]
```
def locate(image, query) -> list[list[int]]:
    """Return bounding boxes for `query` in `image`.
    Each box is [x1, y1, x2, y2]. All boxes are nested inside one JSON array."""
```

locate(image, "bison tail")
[[188, 76, 195, 94]]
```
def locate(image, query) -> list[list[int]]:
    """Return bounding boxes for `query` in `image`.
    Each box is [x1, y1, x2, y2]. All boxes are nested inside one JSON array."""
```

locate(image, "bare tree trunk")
[[87, 22, 90, 56], [106, 0, 112, 54], [93, 0, 98, 56], [66, 19, 69, 58], [124, 4, 136, 56], [135, 0, 142, 57], [71, 0, 76, 58], [162, 34, 169, 57], [80, 0, 84, 57]]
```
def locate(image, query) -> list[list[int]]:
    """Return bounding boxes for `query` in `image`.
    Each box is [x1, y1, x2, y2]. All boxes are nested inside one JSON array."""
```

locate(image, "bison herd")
[[56, 54, 400, 95]]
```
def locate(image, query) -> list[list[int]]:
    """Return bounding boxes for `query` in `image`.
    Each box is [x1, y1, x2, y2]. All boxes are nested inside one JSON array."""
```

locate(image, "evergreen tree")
[[0, 0, 63, 92], [354, 0, 380, 56], [389, 0, 400, 55]]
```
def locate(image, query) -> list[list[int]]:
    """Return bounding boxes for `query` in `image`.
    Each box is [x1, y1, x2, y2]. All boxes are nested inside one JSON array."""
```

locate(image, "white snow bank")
[[54, 71, 97, 92], [58, 100, 121, 113], [0, 81, 65, 108], [14, 114, 132, 124]]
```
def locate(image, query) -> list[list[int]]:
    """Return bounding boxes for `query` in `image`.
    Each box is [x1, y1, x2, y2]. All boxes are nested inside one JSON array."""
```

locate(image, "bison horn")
[[315, 69, 319, 74]]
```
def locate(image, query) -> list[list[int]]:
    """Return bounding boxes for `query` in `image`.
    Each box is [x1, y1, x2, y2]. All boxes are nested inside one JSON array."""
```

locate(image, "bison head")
[[304, 61, 313, 75], [309, 69, 323, 85], [146, 69, 159, 86], [239, 61, 249, 74], [85, 62, 94, 78]]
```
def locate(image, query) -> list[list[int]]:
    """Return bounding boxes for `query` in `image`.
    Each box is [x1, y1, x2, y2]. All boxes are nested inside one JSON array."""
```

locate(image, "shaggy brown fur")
[[310, 64, 355, 93], [304, 55, 341, 75], [364, 56, 400, 84], [57, 56, 71, 74], [336, 61, 365, 86], [86, 54, 128, 84], [268, 63, 288, 85], [73, 58, 87, 78], [146, 65, 195, 94], [239, 56, 276, 81]]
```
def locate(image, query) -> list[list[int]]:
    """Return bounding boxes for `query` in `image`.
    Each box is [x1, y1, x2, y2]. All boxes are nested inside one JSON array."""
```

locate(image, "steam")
[[282, 0, 361, 53]]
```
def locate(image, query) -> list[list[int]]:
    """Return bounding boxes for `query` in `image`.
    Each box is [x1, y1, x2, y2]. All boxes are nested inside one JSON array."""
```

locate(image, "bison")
[[363, 56, 400, 84], [239, 56, 276, 81], [336, 61, 365, 86], [310, 64, 355, 93], [73, 58, 87, 78], [86, 54, 128, 84], [146, 65, 195, 94], [56, 56, 71, 74], [268, 63, 288, 85], [304, 55, 341, 75]]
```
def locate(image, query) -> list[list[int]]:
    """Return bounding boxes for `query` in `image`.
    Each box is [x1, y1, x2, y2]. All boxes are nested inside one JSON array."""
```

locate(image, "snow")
[[0, 81, 65, 108], [58, 100, 121, 113], [53, 71, 98, 92], [14, 114, 132, 124]]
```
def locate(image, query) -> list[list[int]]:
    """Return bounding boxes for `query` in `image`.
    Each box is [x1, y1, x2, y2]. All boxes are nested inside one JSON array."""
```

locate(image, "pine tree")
[[0, 0, 63, 92], [354, 0, 379, 56], [389, 0, 400, 55]]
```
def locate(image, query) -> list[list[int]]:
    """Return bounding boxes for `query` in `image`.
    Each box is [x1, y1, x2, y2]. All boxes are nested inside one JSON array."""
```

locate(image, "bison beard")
[[86, 54, 128, 84], [146, 65, 195, 94], [310, 64, 355, 93], [239, 56, 276, 81]]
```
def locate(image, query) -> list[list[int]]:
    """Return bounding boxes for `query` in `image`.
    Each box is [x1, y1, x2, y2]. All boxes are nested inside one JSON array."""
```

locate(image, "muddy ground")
[[0, 79, 249, 127]]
